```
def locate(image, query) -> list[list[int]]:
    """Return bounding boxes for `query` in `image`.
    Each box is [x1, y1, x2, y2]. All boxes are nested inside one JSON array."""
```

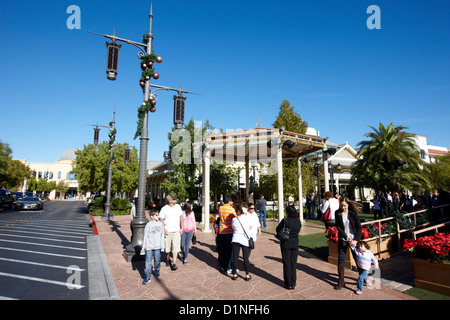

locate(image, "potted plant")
[[403, 232, 450, 296], [326, 226, 356, 269]]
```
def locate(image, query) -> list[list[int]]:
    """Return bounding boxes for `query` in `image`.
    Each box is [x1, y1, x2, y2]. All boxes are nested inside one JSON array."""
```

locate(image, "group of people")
[[139, 194, 197, 285], [216, 195, 261, 281], [137, 191, 380, 294]]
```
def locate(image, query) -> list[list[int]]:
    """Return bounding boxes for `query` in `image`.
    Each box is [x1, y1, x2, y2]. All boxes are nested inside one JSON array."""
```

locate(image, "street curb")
[[87, 235, 120, 300]]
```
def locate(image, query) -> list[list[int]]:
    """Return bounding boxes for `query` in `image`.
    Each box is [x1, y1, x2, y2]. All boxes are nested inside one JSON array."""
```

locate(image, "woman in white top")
[[246, 204, 260, 257], [320, 191, 340, 229], [231, 205, 252, 281]]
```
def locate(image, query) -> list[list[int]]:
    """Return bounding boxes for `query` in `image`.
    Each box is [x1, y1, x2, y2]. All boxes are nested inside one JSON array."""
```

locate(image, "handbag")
[[321, 207, 331, 222], [276, 219, 290, 241], [237, 217, 255, 249], [191, 234, 197, 245]]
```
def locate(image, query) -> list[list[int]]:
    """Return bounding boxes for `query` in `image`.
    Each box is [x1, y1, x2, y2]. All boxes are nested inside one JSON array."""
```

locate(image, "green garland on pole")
[[134, 50, 162, 139], [107, 123, 116, 168]]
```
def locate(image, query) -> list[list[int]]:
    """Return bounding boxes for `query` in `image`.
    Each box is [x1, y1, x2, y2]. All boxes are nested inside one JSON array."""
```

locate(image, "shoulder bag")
[[237, 217, 255, 249], [275, 219, 291, 241], [321, 207, 331, 222]]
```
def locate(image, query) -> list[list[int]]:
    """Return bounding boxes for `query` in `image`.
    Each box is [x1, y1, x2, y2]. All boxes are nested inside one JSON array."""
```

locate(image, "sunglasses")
[[249, 207, 255, 210]]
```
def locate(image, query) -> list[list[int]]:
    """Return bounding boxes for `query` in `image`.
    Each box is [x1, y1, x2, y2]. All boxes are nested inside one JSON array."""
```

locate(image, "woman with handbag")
[[275, 205, 302, 290], [334, 197, 362, 290], [231, 206, 253, 281], [320, 191, 340, 230]]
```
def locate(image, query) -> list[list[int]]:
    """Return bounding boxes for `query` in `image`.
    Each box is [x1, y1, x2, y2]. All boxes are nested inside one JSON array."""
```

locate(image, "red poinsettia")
[[403, 232, 450, 263], [326, 226, 339, 243], [361, 227, 372, 239]]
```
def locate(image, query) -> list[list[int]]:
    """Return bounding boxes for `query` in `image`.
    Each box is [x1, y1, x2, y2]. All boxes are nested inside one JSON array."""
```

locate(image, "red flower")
[[326, 226, 339, 243], [403, 232, 450, 263]]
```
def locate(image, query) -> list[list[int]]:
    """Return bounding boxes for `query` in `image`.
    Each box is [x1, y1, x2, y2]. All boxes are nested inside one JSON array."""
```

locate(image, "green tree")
[[272, 100, 311, 199], [73, 142, 139, 193], [0, 140, 32, 189], [351, 122, 428, 192], [425, 154, 450, 190]]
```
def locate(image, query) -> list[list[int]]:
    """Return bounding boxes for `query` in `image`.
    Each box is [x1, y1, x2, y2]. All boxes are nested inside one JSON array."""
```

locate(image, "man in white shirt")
[[159, 194, 183, 270]]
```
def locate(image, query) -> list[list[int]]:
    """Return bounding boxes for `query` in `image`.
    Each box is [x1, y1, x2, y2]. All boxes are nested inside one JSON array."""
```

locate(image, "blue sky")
[[1, 0, 449, 163]]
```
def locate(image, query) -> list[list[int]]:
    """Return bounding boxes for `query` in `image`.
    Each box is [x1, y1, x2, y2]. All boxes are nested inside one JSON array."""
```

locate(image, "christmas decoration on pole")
[[134, 50, 162, 139], [107, 122, 117, 167]]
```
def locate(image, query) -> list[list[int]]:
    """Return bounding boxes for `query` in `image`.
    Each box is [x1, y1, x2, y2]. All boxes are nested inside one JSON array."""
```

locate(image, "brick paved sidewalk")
[[94, 215, 416, 300]]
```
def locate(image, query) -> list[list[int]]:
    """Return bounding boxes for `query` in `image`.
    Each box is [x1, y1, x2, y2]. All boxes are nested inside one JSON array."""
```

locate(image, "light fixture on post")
[[93, 127, 100, 145], [283, 140, 295, 148], [173, 93, 186, 129], [124, 147, 130, 164], [106, 39, 122, 80]]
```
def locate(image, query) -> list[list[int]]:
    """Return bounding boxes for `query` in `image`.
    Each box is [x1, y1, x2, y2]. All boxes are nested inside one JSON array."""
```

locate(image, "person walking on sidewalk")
[[231, 206, 253, 281], [181, 201, 196, 265], [217, 195, 236, 273], [334, 197, 362, 290], [141, 210, 165, 284], [257, 194, 268, 228], [246, 203, 261, 257], [275, 205, 302, 290], [159, 194, 183, 271], [350, 240, 379, 295]]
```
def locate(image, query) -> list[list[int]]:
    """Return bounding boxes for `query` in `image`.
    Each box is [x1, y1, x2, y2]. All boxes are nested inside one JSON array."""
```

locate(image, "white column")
[[277, 143, 284, 222], [202, 148, 211, 232], [323, 153, 329, 193]]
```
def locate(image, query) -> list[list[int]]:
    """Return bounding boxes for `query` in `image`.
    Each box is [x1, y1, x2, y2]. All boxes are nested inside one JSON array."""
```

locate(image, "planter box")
[[327, 241, 357, 269], [366, 237, 395, 260], [412, 258, 450, 296]]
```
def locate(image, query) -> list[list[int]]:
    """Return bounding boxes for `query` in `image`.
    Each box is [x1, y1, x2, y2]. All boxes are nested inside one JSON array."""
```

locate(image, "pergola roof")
[[202, 127, 326, 161]]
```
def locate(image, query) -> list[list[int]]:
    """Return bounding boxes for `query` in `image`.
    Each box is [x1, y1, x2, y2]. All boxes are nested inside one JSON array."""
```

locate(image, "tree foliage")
[[0, 140, 32, 189], [72, 142, 139, 193], [425, 154, 450, 190], [271, 100, 312, 199], [351, 122, 429, 192]]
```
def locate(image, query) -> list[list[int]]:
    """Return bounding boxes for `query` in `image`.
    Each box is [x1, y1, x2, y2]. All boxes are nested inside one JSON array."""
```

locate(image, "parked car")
[[0, 189, 14, 208], [15, 197, 44, 211], [11, 192, 24, 203]]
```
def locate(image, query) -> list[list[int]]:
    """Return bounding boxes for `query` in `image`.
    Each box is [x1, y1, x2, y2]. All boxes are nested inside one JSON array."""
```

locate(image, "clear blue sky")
[[1, 0, 449, 163]]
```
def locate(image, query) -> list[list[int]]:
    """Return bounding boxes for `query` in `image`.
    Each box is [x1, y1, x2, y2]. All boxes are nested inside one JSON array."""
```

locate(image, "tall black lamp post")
[[89, 4, 197, 262]]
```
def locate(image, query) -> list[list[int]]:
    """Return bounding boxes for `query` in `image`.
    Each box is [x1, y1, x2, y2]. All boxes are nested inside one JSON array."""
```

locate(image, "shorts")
[[165, 231, 181, 253]]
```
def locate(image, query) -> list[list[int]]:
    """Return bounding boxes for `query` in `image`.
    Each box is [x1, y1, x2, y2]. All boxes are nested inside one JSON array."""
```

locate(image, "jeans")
[[357, 268, 369, 292], [259, 209, 267, 228], [144, 249, 161, 278], [181, 229, 194, 260]]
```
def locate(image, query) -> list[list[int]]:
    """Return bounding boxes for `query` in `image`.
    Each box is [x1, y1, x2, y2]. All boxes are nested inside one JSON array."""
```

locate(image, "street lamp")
[[106, 38, 122, 80], [89, 4, 197, 262]]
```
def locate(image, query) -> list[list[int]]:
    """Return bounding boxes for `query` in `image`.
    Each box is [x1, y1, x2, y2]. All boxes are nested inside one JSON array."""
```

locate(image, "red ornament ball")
[[140, 81, 145, 87], [153, 72, 159, 80], [150, 106, 156, 113], [156, 56, 162, 63], [150, 99, 156, 106]]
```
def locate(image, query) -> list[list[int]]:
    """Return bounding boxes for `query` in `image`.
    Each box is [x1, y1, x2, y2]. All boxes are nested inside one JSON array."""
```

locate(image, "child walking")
[[140, 210, 165, 284], [350, 240, 379, 294]]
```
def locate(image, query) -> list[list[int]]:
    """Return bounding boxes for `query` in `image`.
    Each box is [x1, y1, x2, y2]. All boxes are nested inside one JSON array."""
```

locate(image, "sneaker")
[[142, 276, 151, 285], [183, 259, 187, 265], [154, 270, 160, 278], [366, 280, 373, 289], [356, 290, 363, 295], [171, 263, 178, 271]]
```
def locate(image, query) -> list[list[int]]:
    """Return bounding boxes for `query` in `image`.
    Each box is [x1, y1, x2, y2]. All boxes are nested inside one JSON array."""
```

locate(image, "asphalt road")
[[0, 200, 94, 300]]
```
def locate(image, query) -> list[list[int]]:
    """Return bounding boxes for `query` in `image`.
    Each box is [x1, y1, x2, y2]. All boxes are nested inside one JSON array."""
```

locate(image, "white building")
[[16, 149, 80, 199]]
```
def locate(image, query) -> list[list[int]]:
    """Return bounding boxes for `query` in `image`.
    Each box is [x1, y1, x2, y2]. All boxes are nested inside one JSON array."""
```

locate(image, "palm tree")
[[351, 122, 429, 192]]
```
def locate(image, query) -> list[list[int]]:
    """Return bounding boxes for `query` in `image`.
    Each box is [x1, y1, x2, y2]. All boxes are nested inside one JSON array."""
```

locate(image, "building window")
[[66, 172, 76, 180], [38, 172, 42, 178], [58, 172, 61, 179], [420, 150, 426, 160]]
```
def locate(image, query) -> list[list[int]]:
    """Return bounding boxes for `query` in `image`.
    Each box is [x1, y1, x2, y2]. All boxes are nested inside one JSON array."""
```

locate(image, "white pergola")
[[197, 127, 326, 231]]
